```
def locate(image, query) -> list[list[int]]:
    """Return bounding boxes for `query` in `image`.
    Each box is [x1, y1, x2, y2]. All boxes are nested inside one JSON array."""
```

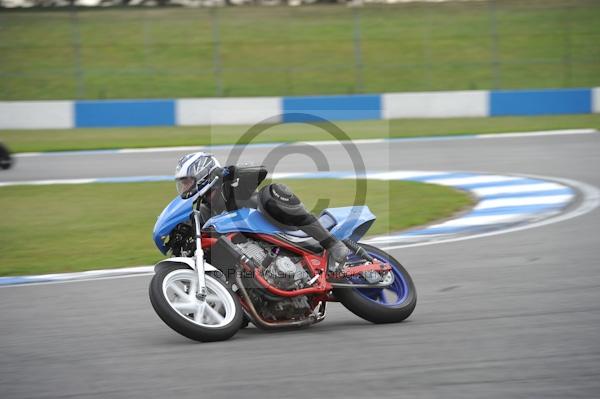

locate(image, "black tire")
[[333, 243, 416, 324], [0, 158, 11, 170], [149, 264, 244, 342], [0, 143, 12, 170]]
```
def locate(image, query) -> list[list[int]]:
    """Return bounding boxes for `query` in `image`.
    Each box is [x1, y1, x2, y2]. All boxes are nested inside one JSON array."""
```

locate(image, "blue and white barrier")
[[0, 101, 73, 129], [382, 90, 488, 118], [282, 94, 381, 122], [177, 97, 281, 125], [1, 87, 598, 129], [593, 87, 600, 114], [490, 89, 592, 116], [75, 99, 175, 128]]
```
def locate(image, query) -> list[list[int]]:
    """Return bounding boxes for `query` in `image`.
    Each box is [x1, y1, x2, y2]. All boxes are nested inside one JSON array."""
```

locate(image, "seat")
[[276, 213, 337, 253], [276, 234, 324, 254], [280, 213, 337, 238]]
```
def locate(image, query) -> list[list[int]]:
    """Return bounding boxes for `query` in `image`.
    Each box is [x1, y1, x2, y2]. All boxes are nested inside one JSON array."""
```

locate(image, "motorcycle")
[[0, 142, 13, 170], [149, 175, 416, 342]]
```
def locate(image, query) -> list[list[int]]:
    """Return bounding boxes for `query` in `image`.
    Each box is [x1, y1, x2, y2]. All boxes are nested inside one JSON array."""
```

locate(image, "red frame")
[[204, 233, 391, 301]]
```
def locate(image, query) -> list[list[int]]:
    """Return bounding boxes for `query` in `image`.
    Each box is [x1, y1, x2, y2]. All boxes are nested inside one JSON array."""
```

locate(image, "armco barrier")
[[490, 89, 592, 116], [75, 100, 176, 128], [281, 94, 381, 122], [382, 90, 488, 119], [177, 97, 281, 126], [0, 101, 72, 129], [593, 88, 600, 114], [0, 88, 598, 129]]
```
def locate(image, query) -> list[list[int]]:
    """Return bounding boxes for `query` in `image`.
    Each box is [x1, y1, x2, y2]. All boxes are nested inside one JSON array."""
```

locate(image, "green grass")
[[1, 114, 599, 153], [0, 179, 472, 276], [1, 1, 599, 100]]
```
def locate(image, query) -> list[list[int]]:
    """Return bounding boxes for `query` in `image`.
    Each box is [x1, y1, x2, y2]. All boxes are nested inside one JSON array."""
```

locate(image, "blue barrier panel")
[[490, 89, 591, 116], [282, 94, 381, 122], [75, 100, 175, 128]]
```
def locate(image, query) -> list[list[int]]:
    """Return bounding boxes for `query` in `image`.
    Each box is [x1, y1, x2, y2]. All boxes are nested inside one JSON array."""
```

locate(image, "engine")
[[236, 239, 314, 320], [237, 240, 311, 291]]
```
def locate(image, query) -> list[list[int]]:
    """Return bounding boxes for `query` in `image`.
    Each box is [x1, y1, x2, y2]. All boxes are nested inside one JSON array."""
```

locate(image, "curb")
[[0, 170, 581, 286]]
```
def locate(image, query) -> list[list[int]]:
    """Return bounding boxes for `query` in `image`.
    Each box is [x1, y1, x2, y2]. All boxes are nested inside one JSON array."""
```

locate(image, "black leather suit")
[[201, 165, 348, 262]]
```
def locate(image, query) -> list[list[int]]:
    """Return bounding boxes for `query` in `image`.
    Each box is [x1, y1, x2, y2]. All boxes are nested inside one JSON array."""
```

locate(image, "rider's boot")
[[318, 235, 351, 273]]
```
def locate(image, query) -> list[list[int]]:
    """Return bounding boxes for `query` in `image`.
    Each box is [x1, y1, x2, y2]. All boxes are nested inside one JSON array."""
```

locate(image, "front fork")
[[192, 210, 208, 301]]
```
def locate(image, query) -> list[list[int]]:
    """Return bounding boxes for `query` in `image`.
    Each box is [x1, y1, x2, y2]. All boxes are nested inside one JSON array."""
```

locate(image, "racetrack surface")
[[1, 132, 600, 398]]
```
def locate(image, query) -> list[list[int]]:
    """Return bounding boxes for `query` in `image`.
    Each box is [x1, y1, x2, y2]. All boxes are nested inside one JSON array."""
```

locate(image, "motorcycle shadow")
[[237, 318, 376, 337], [150, 318, 412, 345]]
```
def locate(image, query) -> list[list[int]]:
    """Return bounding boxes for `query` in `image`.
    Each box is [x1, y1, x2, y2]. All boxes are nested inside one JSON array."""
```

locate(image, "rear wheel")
[[333, 243, 416, 324], [149, 264, 243, 342]]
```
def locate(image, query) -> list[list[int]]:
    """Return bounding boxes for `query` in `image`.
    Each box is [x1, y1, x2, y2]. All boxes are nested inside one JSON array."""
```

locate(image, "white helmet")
[[174, 152, 221, 199]]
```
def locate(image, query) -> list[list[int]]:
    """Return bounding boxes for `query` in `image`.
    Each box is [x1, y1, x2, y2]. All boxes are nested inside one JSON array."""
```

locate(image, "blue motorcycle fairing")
[[204, 206, 376, 242], [321, 206, 376, 242], [153, 192, 377, 255], [203, 208, 282, 235], [153, 194, 196, 254]]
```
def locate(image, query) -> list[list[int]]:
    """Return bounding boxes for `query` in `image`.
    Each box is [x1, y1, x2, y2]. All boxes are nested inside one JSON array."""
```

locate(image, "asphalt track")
[[1, 132, 600, 398]]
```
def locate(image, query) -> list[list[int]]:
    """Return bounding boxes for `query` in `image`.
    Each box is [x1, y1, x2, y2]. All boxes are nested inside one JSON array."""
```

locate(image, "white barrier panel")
[[0, 101, 73, 129], [382, 90, 488, 119], [593, 87, 600, 114], [176, 97, 282, 126]]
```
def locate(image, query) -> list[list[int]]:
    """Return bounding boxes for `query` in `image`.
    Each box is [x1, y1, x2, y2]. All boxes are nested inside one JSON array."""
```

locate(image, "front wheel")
[[149, 264, 243, 342], [333, 243, 416, 324]]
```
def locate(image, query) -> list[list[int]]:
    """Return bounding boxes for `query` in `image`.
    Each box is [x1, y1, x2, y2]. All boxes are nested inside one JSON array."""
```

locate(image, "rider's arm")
[[221, 165, 268, 211]]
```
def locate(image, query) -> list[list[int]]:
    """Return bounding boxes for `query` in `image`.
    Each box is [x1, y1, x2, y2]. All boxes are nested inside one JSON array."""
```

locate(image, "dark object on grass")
[[0, 143, 13, 170]]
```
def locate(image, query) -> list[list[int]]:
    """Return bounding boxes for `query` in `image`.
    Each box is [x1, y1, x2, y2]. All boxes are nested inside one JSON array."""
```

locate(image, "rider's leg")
[[258, 183, 350, 264]]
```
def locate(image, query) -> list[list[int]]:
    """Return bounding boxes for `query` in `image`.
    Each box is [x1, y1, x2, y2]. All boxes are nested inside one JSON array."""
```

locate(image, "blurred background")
[[1, 0, 599, 100]]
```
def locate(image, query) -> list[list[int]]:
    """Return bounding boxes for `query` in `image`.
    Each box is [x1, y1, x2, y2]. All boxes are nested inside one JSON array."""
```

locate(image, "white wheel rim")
[[161, 269, 236, 328]]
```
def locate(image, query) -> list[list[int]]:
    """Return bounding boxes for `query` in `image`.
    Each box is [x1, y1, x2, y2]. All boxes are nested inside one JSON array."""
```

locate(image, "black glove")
[[209, 166, 225, 182]]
